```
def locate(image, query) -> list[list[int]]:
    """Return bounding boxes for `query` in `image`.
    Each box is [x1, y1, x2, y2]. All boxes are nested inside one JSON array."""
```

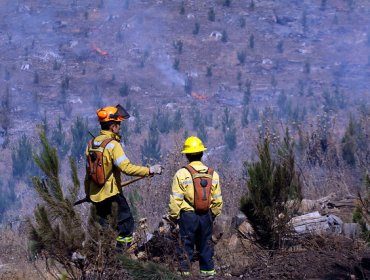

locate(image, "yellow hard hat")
[[96, 104, 130, 123], [181, 136, 207, 154]]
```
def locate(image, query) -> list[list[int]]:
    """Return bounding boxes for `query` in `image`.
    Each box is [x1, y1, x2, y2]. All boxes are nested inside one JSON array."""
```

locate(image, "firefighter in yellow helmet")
[[168, 136, 222, 277], [84, 104, 162, 249]]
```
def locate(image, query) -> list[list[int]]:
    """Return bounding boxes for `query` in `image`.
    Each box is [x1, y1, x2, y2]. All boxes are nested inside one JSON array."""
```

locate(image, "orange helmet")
[[96, 104, 130, 123]]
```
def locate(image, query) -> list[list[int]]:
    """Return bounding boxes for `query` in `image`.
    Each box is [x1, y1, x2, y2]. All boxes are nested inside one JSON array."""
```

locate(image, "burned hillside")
[[0, 0, 369, 279]]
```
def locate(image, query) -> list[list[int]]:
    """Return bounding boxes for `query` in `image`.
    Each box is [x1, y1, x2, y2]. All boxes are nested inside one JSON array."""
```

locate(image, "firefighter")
[[84, 104, 162, 249], [168, 136, 223, 278]]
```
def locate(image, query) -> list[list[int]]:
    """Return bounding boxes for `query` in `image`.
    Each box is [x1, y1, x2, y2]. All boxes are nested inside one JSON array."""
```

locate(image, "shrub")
[[304, 61, 310, 75], [155, 109, 172, 134], [173, 58, 180, 70], [251, 107, 259, 122], [243, 80, 252, 105], [221, 30, 228, 42], [12, 134, 37, 179], [191, 106, 202, 130], [206, 66, 212, 77], [240, 130, 302, 249], [225, 126, 237, 150], [0, 179, 16, 222], [139, 49, 150, 68], [141, 120, 161, 165], [239, 17, 246, 28], [51, 117, 70, 159], [53, 59, 62, 70], [222, 108, 237, 150], [193, 22, 200, 35], [93, 83, 103, 108], [223, 0, 231, 7], [249, 0, 255, 10], [0, 86, 10, 132], [70, 117, 89, 161], [4, 68, 10, 80], [179, 1, 185, 15], [241, 105, 249, 128], [249, 34, 255, 49], [184, 75, 192, 95], [119, 82, 130, 97], [237, 50, 246, 65], [341, 117, 357, 166], [128, 189, 142, 222], [302, 10, 308, 34], [121, 120, 129, 144], [277, 40, 284, 53], [172, 109, 184, 132], [208, 7, 215, 21], [320, 0, 327, 11], [33, 72, 39, 84], [205, 111, 213, 127], [133, 106, 143, 134], [197, 124, 208, 145], [221, 107, 234, 133], [173, 40, 183, 54], [353, 173, 370, 243]]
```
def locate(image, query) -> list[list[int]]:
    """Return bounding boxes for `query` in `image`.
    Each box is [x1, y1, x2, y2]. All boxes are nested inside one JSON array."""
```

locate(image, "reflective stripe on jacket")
[[84, 130, 149, 202], [168, 161, 222, 220]]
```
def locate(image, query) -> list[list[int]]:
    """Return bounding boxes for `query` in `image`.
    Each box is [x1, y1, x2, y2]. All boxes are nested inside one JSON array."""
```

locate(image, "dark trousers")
[[94, 194, 134, 238], [178, 211, 214, 272]]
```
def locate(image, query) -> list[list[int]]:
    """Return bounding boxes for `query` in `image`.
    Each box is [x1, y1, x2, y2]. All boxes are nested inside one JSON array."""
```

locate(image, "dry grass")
[[0, 227, 50, 280]]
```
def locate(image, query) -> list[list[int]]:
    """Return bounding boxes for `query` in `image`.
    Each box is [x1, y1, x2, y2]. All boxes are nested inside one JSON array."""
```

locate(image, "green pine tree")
[[141, 120, 161, 165], [240, 129, 302, 249], [51, 117, 70, 159], [70, 117, 89, 161], [353, 173, 370, 243], [341, 116, 357, 165]]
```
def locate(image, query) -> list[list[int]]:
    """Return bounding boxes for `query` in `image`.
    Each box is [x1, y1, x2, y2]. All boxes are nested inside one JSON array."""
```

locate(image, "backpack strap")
[[99, 138, 114, 185], [89, 138, 113, 151], [184, 164, 213, 179]]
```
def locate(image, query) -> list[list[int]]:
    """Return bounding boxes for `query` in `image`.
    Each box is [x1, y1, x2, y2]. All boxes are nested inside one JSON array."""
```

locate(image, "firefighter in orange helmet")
[[84, 104, 162, 249]]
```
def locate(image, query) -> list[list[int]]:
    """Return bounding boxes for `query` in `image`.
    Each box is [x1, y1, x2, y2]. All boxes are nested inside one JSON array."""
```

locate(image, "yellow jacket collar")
[[189, 161, 203, 166], [100, 130, 121, 141]]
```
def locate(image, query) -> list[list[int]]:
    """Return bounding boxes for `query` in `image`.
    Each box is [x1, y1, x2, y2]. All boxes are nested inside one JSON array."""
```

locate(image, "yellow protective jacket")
[[168, 161, 223, 220], [84, 130, 150, 202]]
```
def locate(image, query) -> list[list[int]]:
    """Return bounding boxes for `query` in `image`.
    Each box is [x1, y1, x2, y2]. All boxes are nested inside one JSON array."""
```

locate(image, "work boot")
[[116, 235, 133, 254], [177, 271, 191, 278], [200, 269, 216, 278]]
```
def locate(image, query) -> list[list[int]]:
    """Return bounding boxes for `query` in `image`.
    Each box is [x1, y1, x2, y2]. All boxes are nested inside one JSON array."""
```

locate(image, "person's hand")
[[149, 164, 163, 175]]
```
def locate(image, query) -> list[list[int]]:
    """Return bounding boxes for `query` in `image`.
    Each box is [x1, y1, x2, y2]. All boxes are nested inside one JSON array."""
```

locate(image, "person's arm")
[[210, 171, 223, 218], [112, 141, 150, 176], [168, 172, 185, 220]]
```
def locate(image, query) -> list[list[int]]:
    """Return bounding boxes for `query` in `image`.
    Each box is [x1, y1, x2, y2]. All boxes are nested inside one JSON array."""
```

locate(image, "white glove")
[[149, 164, 163, 175]]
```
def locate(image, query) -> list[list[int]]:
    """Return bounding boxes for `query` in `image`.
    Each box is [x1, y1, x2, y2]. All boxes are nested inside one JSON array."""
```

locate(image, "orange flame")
[[191, 91, 208, 101], [92, 43, 109, 57]]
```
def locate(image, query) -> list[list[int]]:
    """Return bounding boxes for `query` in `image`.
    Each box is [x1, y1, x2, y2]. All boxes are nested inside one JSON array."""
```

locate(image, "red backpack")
[[87, 138, 114, 187], [184, 164, 214, 213]]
